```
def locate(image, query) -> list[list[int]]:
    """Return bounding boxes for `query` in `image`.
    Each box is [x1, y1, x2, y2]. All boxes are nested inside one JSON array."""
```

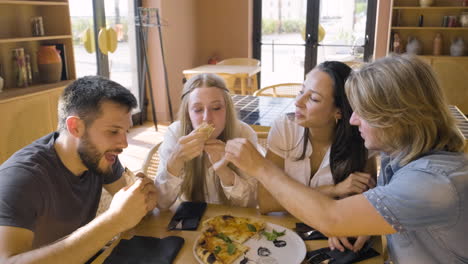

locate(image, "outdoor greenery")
[[262, 19, 305, 35]]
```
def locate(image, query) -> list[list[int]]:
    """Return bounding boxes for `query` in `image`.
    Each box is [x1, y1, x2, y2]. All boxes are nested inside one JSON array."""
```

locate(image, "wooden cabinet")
[[0, 83, 69, 163], [388, 0, 468, 114], [0, 0, 75, 163]]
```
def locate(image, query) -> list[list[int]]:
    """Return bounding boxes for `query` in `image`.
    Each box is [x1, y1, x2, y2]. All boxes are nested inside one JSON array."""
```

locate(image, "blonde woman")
[[155, 73, 258, 210], [224, 55, 468, 263]]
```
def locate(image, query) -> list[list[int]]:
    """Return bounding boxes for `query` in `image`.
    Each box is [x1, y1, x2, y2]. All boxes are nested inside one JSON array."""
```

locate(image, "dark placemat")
[[103, 235, 184, 264]]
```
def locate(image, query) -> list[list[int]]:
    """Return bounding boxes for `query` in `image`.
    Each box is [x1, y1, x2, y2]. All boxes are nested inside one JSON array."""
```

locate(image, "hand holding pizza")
[[107, 176, 157, 232], [167, 123, 215, 175]]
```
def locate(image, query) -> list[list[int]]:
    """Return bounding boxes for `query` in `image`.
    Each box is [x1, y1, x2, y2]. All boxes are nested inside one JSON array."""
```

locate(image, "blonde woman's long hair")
[[178, 73, 239, 203], [345, 54, 464, 165]]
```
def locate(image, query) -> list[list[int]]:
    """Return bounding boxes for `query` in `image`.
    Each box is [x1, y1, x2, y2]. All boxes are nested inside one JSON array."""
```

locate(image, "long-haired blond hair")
[[178, 73, 239, 203], [345, 54, 464, 165]]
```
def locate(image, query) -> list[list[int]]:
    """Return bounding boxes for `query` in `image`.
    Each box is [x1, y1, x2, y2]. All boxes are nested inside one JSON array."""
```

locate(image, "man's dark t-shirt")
[[0, 132, 123, 248]]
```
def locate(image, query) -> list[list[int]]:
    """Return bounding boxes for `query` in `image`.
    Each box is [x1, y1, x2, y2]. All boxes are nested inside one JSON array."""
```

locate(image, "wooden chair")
[[184, 72, 238, 94], [217, 58, 260, 66], [256, 131, 269, 156], [218, 58, 260, 94], [253, 83, 302, 98], [141, 141, 163, 180], [96, 142, 162, 216]]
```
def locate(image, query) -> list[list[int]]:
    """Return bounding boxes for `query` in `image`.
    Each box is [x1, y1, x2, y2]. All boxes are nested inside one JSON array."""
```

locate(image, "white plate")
[[193, 222, 306, 264]]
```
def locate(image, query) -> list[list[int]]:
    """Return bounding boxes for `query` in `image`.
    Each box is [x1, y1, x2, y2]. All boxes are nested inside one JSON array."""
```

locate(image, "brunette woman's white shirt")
[[155, 120, 258, 210], [267, 114, 334, 187]]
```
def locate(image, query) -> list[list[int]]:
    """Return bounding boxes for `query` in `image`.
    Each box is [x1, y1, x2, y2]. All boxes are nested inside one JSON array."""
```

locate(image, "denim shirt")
[[363, 151, 468, 264]]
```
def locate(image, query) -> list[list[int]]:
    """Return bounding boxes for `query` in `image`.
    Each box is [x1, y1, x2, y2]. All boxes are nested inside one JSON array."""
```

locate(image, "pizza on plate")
[[195, 215, 266, 264]]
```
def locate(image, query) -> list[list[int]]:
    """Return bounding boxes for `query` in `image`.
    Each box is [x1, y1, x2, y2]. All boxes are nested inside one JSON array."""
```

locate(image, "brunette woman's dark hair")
[[298, 61, 367, 184]]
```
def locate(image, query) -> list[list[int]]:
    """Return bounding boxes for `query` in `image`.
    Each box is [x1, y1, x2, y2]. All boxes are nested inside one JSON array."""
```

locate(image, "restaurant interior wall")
[[144, 0, 252, 122]]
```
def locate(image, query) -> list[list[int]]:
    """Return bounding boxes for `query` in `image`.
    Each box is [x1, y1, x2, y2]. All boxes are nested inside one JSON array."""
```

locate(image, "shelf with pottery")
[[0, 0, 75, 91], [0, 35, 72, 44], [0, 80, 72, 101], [392, 27, 468, 30], [0, 1, 68, 6], [388, 0, 468, 114], [0, 0, 75, 163], [393, 7, 468, 10]]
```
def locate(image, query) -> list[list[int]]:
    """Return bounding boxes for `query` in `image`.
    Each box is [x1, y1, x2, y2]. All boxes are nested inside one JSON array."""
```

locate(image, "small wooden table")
[[183, 65, 261, 95], [92, 204, 384, 264]]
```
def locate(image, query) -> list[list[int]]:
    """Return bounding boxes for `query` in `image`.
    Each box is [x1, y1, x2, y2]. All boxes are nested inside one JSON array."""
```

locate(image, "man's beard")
[[78, 131, 116, 177]]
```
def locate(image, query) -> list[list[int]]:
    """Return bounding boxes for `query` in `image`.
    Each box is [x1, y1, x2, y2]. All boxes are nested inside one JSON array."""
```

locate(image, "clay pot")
[[37, 45, 62, 83], [419, 0, 434, 7], [433, 33, 443, 56]]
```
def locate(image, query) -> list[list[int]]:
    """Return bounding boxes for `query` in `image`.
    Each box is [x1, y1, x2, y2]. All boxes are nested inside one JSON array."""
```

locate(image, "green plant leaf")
[[227, 243, 236, 255], [247, 223, 257, 232], [214, 246, 221, 255]]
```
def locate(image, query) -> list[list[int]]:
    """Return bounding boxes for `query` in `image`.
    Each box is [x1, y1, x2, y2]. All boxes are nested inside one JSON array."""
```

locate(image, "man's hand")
[[328, 236, 370, 252], [224, 138, 266, 176], [107, 174, 157, 232]]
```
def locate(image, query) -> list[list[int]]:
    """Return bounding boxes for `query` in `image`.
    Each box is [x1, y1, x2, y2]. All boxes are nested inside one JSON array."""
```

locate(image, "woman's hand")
[[167, 131, 207, 175], [328, 236, 370, 252], [335, 172, 376, 197], [204, 139, 226, 167]]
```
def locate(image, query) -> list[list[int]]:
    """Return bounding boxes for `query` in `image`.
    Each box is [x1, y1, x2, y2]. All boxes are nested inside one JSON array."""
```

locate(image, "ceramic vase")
[[433, 33, 443, 56], [37, 45, 62, 83], [460, 12, 468, 27], [393, 33, 402, 53], [450, 37, 465, 56], [419, 0, 434, 7], [406, 36, 422, 55]]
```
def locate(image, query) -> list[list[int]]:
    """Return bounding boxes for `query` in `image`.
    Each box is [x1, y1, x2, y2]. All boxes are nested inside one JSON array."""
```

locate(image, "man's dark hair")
[[58, 76, 137, 131]]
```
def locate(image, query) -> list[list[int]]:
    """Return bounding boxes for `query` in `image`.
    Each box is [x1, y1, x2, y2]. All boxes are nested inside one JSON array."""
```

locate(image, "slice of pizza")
[[196, 122, 215, 139], [203, 215, 266, 244], [195, 231, 249, 264]]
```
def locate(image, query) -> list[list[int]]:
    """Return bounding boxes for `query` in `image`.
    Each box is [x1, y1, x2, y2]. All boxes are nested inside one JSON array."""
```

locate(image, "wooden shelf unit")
[[0, 1, 68, 6], [388, 0, 468, 114], [0, 0, 75, 163], [0, 0, 75, 90]]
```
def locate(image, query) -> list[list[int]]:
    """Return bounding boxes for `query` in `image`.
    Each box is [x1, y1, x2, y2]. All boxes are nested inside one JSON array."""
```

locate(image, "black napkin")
[[295, 223, 328, 240], [168, 201, 207, 230], [102, 236, 184, 264], [304, 240, 379, 264]]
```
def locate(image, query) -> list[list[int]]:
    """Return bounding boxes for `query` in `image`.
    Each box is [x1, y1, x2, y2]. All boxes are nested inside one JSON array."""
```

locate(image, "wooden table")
[[92, 204, 384, 264], [183, 65, 261, 95]]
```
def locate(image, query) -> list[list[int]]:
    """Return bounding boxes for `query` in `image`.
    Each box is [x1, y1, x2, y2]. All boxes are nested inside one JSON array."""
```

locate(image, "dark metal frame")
[[252, 0, 378, 81], [88, 0, 146, 125]]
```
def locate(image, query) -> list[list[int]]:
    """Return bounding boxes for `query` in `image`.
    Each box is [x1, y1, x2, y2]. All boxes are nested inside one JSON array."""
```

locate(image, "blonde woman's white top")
[[155, 120, 258, 210], [267, 114, 335, 187]]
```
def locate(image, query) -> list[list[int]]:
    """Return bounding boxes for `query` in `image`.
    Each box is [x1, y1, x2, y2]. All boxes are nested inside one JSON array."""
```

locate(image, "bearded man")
[[0, 76, 157, 263]]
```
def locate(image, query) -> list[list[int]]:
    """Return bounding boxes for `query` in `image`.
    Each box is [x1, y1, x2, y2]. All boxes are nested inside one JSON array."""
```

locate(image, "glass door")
[[256, 0, 308, 87], [253, 0, 376, 88], [313, 0, 376, 65], [69, 0, 141, 110]]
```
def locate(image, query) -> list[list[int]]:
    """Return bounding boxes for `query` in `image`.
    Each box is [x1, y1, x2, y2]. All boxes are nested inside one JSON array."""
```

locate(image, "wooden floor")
[[119, 121, 169, 172]]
